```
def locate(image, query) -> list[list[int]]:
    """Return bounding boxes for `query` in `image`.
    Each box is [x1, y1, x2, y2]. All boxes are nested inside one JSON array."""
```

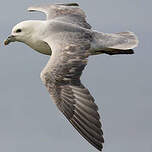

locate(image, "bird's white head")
[[4, 20, 42, 45], [4, 20, 52, 55]]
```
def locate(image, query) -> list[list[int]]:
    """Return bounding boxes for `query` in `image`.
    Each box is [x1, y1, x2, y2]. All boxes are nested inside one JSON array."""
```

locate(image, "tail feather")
[[92, 31, 138, 55], [108, 32, 138, 50]]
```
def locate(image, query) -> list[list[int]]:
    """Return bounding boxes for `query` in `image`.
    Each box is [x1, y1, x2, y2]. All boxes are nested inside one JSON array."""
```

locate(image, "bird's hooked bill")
[[4, 35, 15, 45]]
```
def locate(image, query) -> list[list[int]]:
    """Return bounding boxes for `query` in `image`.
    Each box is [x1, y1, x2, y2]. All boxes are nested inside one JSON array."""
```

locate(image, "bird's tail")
[[91, 31, 139, 55]]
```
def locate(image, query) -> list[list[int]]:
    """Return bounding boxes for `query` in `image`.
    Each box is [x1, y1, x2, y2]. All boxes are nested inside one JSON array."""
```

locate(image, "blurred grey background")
[[0, 0, 152, 152]]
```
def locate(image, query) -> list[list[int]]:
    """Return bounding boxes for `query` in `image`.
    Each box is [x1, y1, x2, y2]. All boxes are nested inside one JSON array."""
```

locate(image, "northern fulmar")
[[4, 3, 138, 151]]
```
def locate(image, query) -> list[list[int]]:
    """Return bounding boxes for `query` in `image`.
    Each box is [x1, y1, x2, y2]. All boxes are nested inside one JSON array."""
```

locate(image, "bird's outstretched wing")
[[40, 35, 104, 150], [27, 3, 91, 29]]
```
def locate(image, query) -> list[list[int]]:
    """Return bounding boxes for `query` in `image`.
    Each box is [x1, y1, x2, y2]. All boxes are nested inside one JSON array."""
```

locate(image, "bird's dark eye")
[[16, 29, 22, 33]]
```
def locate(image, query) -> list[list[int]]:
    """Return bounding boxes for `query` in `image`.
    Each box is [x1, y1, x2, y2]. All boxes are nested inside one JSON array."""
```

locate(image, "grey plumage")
[[4, 3, 139, 151], [28, 3, 138, 151], [28, 3, 91, 29], [40, 44, 104, 151]]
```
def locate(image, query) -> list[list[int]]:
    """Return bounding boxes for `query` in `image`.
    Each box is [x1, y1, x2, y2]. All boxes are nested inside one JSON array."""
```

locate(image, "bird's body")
[[4, 3, 138, 151]]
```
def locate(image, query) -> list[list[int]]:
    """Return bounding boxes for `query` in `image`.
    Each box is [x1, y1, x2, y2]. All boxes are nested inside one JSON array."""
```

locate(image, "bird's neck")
[[23, 20, 52, 55]]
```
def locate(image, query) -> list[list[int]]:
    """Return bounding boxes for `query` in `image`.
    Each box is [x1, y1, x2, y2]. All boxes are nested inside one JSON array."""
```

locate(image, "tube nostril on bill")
[[4, 39, 10, 45], [4, 35, 15, 45]]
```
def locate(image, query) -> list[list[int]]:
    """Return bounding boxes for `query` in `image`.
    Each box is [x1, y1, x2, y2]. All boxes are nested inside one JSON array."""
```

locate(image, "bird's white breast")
[[26, 39, 52, 55]]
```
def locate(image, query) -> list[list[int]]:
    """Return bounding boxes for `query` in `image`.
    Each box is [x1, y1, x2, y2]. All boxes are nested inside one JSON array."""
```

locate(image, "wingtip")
[[27, 3, 80, 12], [56, 3, 79, 6], [27, 5, 46, 12], [27, 7, 33, 11], [27, 6, 36, 12]]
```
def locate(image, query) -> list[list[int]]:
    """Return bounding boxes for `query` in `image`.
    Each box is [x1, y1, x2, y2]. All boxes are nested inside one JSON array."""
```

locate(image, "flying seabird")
[[4, 3, 138, 151]]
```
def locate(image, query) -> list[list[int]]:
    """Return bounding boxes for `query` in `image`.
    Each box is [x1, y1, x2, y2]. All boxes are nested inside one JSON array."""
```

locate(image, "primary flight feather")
[[4, 3, 138, 151]]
